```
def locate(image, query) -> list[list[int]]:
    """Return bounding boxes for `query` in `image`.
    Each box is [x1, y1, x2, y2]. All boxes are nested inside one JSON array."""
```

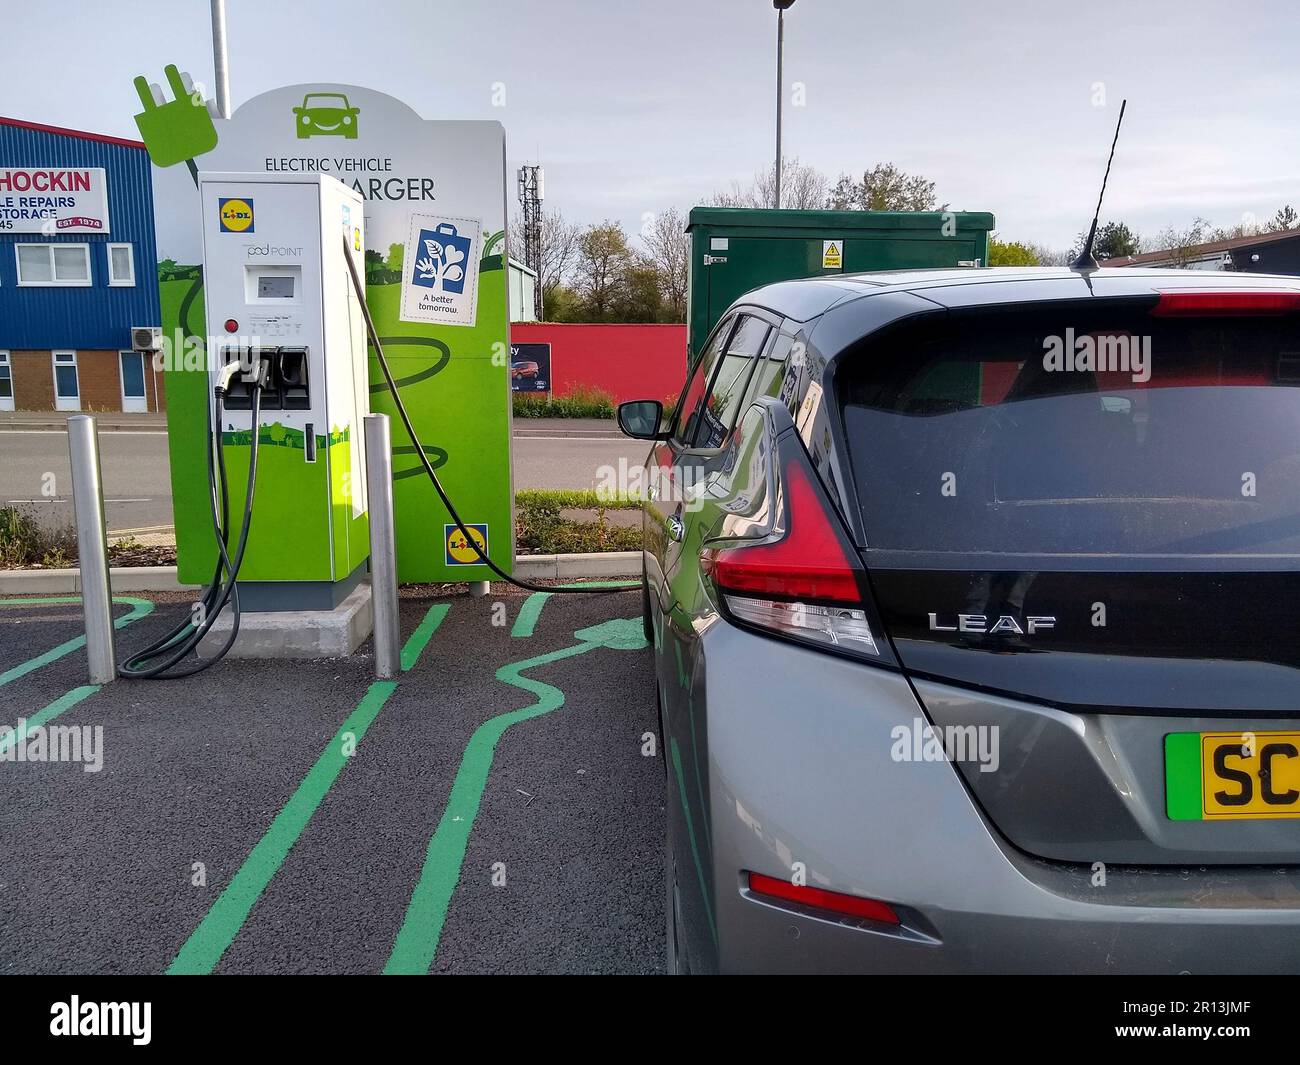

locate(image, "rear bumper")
[[700, 622, 1300, 974]]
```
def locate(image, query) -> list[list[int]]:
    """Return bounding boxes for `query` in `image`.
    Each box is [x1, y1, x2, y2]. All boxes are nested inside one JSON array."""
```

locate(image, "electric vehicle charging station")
[[144, 84, 516, 612], [119, 168, 381, 669], [195, 171, 370, 613]]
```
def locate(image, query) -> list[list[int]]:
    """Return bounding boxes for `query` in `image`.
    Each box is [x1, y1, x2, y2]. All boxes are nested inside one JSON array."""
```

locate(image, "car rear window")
[[838, 302, 1300, 563]]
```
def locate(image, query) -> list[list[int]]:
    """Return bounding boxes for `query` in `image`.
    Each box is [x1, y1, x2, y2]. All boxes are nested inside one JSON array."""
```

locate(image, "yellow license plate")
[[1166, 730, 1300, 820]]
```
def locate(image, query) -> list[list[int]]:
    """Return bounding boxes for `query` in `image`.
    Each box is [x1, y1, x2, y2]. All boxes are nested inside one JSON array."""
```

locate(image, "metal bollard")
[[364, 413, 400, 679], [66, 416, 116, 683]]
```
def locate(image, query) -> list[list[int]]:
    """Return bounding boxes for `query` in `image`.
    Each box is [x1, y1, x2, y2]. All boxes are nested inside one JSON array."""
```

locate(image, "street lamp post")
[[210, 0, 231, 120], [773, 0, 796, 209]]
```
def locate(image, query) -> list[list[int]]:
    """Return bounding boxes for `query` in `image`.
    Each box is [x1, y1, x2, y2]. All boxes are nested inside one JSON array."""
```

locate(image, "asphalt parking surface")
[[0, 585, 663, 975]]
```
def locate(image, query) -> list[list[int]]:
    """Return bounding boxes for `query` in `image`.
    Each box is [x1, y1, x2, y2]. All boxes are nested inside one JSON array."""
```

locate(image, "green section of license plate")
[[1166, 730, 1300, 821], [1164, 732, 1203, 821]]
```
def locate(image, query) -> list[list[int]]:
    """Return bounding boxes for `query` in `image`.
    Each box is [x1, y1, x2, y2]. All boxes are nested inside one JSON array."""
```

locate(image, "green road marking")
[[0, 596, 154, 689], [401, 604, 450, 671], [167, 681, 398, 975], [384, 641, 591, 973], [670, 736, 717, 947], [167, 600, 454, 973], [385, 616, 647, 974], [511, 581, 640, 638], [510, 592, 551, 638], [0, 685, 101, 755], [1165, 732, 1203, 821]]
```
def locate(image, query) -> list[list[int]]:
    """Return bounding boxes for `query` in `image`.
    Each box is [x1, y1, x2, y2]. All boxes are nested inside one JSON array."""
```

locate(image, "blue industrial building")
[[0, 116, 161, 412]]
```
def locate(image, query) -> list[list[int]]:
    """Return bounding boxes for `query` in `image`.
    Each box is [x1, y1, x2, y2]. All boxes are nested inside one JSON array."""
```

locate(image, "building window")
[[16, 243, 92, 286], [52, 351, 80, 411], [0, 351, 12, 412], [107, 243, 135, 286]]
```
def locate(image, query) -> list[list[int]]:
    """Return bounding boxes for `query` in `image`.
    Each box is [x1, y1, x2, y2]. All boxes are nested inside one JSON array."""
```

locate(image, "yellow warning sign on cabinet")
[[822, 240, 843, 269]]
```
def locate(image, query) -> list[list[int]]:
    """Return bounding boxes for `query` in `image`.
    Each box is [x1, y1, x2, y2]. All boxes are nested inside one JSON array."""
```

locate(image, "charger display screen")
[[257, 275, 295, 299]]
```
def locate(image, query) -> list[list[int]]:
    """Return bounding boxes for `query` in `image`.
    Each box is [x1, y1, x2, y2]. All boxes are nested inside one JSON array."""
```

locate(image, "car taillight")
[[701, 441, 882, 658], [1151, 291, 1300, 317]]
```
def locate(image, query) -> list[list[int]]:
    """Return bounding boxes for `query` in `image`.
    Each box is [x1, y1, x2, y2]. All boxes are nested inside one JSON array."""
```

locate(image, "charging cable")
[[119, 360, 267, 678], [342, 235, 633, 596]]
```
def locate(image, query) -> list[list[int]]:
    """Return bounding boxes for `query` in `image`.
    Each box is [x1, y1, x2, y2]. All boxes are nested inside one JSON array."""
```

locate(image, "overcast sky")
[[6, 0, 1299, 250]]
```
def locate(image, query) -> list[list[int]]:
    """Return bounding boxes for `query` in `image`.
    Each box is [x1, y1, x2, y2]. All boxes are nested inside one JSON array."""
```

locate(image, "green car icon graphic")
[[292, 92, 359, 139]]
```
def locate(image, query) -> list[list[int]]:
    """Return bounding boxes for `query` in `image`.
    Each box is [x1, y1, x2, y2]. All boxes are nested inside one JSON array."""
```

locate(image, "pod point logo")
[[218, 197, 254, 233]]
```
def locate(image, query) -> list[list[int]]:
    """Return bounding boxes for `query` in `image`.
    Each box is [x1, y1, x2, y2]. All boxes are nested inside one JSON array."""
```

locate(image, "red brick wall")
[[7, 348, 166, 412], [9, 350, 54, 409], [75, 349, 127, 411]]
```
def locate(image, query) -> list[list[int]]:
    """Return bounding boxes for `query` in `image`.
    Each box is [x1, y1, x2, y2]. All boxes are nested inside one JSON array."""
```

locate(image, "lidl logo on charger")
[[445, 523, 488, 566], [219, 197, 255, 233]]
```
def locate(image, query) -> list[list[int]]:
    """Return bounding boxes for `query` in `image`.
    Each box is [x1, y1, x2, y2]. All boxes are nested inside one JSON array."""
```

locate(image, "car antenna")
[[1071, 98, 1128, 273]]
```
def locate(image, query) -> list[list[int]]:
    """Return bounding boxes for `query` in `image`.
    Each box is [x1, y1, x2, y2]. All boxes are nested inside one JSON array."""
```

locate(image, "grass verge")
[[512, 384, 616, 419], [515, 488, 642, 555], [1, 490, 647, 568], [0, 507, 78, 568]]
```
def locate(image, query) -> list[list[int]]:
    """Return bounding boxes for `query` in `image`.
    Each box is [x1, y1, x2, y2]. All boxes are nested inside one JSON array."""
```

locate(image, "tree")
[[509, 209, 583, 316], [710, 157, 829, 210], [612, 257, 666, 323], [639, 207, 689, 322], [538, 211, 583, 309], [384, 242, 404, 273], [827, 163, 939, 211], [542, 283, 584, 323], [1093, 221, 1141, 261], [1070, 220, 1141, 262], [573, 222, 632, 320], [987, 237, 1040, 267], [541, 214, 581, 289], [1026, 242, 1072, 267], [1267, 204, 1299, 232], [1152, 217, 1213, 267]]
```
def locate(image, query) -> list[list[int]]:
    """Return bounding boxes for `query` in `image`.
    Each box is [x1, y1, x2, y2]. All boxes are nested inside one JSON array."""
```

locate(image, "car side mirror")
[[617, 399, 666, 440]]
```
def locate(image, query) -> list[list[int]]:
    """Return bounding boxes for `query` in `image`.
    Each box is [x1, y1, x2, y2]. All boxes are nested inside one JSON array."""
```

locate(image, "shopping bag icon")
[[411, 222, 473, 294]]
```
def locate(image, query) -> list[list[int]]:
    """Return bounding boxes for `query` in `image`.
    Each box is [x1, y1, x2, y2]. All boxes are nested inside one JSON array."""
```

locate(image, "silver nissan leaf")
[[618, 267, 1300, 974]]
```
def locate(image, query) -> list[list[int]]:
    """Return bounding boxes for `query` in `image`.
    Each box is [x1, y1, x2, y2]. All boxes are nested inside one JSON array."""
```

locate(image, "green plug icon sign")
[[133, 64, 218, 171]]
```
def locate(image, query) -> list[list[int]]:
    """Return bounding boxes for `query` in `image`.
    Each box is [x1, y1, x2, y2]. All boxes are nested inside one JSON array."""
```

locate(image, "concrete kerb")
[[0, 552, 643, 595], [514, 552, 642, 579], [0, 566, 194, 595]]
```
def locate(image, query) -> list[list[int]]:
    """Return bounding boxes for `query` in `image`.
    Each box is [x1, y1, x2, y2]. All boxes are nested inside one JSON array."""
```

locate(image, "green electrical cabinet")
[[685, 207, 996, 361]]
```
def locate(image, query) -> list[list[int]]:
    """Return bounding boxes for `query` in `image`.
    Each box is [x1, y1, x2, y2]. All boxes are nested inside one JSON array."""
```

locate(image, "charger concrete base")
[[197, 582, 374, 660]]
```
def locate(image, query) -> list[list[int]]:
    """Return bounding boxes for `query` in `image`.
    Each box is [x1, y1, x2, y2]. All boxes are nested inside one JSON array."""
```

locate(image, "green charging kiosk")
[[140, 79, 515, 599]]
